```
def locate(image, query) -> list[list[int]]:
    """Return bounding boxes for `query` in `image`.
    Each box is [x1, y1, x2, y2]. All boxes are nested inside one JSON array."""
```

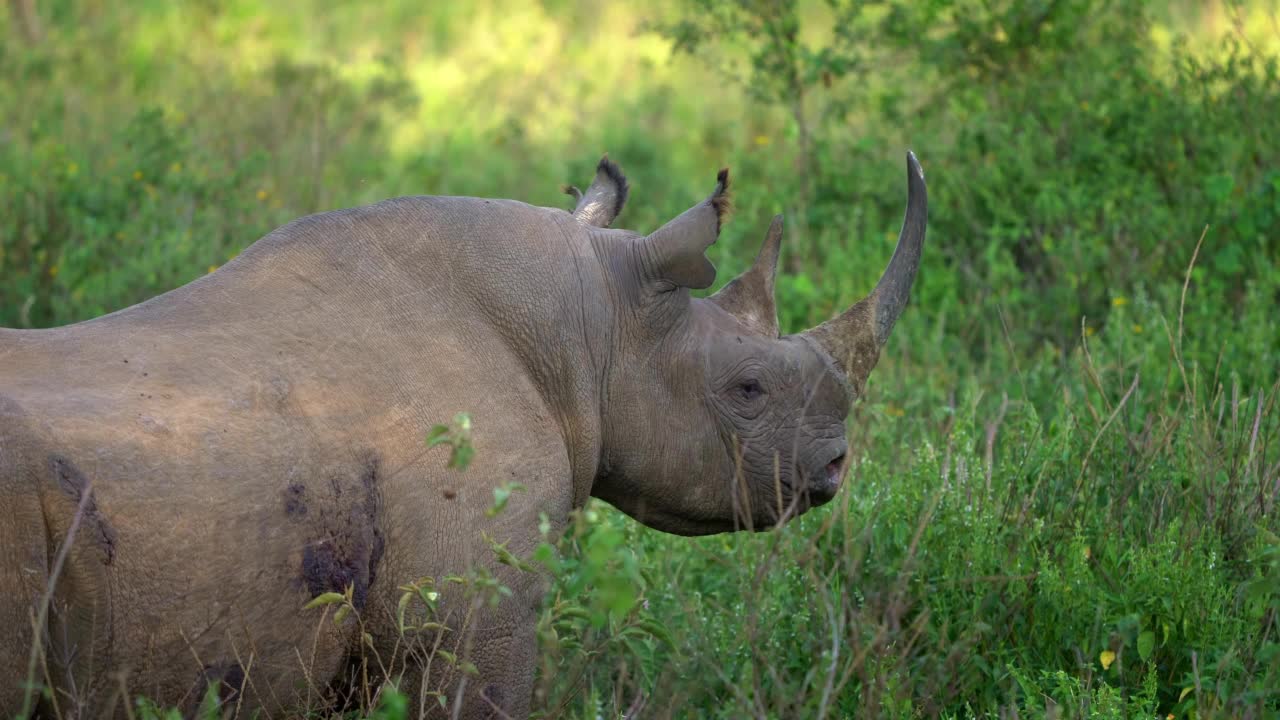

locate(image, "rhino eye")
[[737, 380, 765, 401]]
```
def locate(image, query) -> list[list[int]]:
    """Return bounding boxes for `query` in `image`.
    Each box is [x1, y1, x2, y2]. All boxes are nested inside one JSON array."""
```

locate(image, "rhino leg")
[[0, 399, 45, 717], [382, 590, 539, 720], [36, 455, 117, 717], [0, 475, 45, 718], [2, 398, 114, 719], [464, 615, 539, 720]]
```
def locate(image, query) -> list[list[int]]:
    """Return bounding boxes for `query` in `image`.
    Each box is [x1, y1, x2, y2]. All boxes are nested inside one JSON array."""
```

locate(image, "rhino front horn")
[[802, 151, 926, 393]]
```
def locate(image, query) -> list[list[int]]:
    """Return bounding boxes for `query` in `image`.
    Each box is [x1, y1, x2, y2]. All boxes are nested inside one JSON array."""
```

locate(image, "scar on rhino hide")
[[283, 482, 308, 517], [297, 455, 386, 610], [47, 454, 117, 564]]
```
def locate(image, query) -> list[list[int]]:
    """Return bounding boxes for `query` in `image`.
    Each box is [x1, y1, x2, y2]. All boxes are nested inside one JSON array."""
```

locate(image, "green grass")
[[3, 1, 1279, 717]]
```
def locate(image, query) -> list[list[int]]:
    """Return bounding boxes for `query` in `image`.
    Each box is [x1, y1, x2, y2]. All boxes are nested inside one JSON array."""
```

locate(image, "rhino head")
[[582, 152, 927, 535]]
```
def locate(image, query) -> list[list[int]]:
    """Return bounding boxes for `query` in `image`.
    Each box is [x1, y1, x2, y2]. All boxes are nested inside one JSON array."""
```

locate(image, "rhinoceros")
[[0, 152, 926, 718]]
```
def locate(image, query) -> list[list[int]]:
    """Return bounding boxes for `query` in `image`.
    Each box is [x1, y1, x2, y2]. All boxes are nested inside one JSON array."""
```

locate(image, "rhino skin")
[[0, 152, 926, 718]]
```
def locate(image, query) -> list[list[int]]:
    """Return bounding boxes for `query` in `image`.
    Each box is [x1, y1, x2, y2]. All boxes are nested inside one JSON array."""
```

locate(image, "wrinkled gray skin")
[[0, 152, 926, 718]]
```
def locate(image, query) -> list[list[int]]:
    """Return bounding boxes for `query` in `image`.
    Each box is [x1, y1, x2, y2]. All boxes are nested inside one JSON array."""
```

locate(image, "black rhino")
[[0, 152, 926, 718]]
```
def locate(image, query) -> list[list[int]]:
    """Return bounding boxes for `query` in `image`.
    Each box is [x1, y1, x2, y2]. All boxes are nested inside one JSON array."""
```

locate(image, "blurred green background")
[[3, 1, 1279, 718]]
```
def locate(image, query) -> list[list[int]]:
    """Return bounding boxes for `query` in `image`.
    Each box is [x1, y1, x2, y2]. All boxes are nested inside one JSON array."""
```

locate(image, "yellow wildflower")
[[1132, 323, 1143, 334], [67, 162, 79, 177], [171, 162, 182, 173], [1100, 650, 1116, 670], [1084, 326, 1095, 337], [133, 170, 143, 181], [753, 135, 771, 146], [257, 189, 269, 201], [207, 265, 219, 274], [1111, 296, 1127, 307]]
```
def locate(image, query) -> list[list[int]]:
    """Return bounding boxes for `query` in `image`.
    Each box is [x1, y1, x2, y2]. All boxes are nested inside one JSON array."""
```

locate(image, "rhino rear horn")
[[709, 214, 783, 336], [801, 151, 926, 392], [639, 168, 730, 290], [570, 155, 629, 227]]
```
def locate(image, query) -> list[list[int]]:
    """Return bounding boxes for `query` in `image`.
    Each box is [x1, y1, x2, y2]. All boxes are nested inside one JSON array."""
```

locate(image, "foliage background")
[[2, 0, 1279, 717]]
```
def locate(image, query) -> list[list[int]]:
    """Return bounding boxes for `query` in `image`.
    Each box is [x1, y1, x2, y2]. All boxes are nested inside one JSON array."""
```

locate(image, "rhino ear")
[[568, 155, 629, 228], [639, 169, 730, 290], [709, 214, 782, 336]]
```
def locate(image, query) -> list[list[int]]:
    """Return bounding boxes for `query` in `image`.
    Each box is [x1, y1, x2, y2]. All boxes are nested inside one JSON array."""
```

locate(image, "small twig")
[[622, 691, 649, 720], [1177, 225, 1209, 361], [1079, 316, 1113, 417], [21, 481, 96, 718], [996, 304, 1031, 405], [984, 393, 1010, 494], [1069, 372, 1141, 512]]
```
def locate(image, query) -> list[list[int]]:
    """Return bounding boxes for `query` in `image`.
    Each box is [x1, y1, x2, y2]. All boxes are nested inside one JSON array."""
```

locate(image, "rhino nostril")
[[803, 452, 846, 505], [824, 453, 846, 485]]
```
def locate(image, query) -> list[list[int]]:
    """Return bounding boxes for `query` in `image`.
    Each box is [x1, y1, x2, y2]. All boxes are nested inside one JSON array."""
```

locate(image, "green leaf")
[[636, 618, 677, 648], [1137, 630, 1155, 661], [425, 424, 451, 448], [303, 592, 347, 610], [486, 482, 526, 517], [397, 592, 412, 632], [426, 413, 475, 470], [448, 444, 475, 470], [557, 606, 591, 622], [1204, 172, 1235, 203]]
